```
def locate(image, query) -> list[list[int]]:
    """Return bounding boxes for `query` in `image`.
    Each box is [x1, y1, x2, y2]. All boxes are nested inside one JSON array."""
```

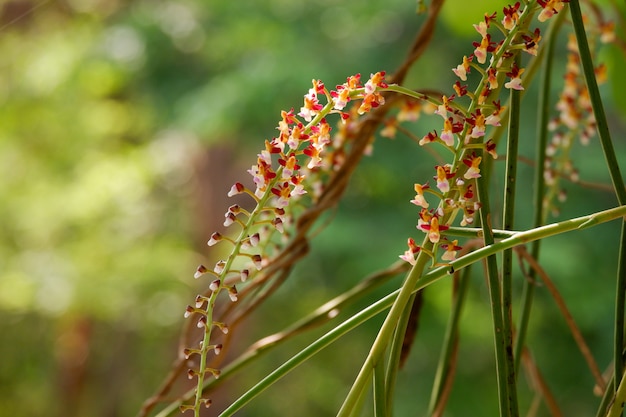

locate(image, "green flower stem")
[[616, 221, 626, 409], [445, 227, 517, 239], [501, 48, 522, 416], [476, 149, 518, 417], [597, 374, 616, 417], [608, 370, 626, 417], [428, 265, 471, 414], [384, 290, 418, 415], [215, 205, 626, 417], [570, 0, 626, 401], [373, 355, 387, 417], [336, 239, 433, 417], [513, 8, 565, 374]]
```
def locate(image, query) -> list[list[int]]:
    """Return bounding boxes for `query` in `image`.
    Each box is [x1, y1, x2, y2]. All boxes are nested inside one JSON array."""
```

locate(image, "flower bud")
[[240, 269, 249, 282], [209, 279, 221, 292], [194, 264, 208, 279], [272, 217, 284, 233], [183, 347, 201, 359], [207, 232, 222, 246], [213, 261, 226, 274], [249, 232, 260, 247], [195, 295, 207, 308], [252, 254, 263, 270], [228, 182, 245, 197], [214, 322, 229, 334], [228, 286, 238, 302], [224, 212, 236, 227]]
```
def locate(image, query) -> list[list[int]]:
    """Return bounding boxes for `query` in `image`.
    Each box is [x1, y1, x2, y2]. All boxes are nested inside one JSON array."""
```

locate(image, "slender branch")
[[514, 6, 566, 374], [428, 264, 472, 415], [476, 151, 517, 417], [516, 246, 606, 391]]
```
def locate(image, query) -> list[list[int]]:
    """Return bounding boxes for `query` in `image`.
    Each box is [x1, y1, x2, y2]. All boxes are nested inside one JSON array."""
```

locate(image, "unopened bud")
[[183, 348, 201, 359], [214, 261, 226, 274], [206, 368, 221, 379], [214, 322, 229, 334], [272, 218, 284, 233], [252, 254, 263, 270], [207, 232, 222, 246], [228, 182, 245, 197], [228, 286, 238, 302], [194, 264, 208, 279], [224, 212, 236, 227], [209, 279, 221, 292], [240, 269, 249, 282], [195, 295, 207, 308]]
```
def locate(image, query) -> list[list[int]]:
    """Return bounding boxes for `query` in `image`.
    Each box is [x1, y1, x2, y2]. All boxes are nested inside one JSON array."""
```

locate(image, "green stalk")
[[597, 375, 617, 417], [501, 48, 522, 415], [616, 221, 626, 413], [608, 370, 626, 417], [476, 150, 518, 417], [373, 356, 387, 417], [213, 204, 626, 417], [427, 265, 471, 415], [336, 240, 433, 417], [513, 7, 565, 374], [384, 291, 419, 415], [570, 0, 626, 405]]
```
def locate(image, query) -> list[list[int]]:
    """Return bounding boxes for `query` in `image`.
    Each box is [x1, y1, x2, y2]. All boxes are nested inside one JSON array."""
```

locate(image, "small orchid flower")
[[399, 237, 421, 265], [441, 239, 462, 261], [463, 153, 482, 179], [420, 216, 449, 244], [452, 55, 472, 81], [505, 63, 525, 90], [410, 183, 430, 208]]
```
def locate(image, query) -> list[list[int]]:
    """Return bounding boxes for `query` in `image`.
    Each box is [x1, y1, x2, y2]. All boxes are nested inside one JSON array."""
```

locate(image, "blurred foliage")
[[0, 0, 625, 416]]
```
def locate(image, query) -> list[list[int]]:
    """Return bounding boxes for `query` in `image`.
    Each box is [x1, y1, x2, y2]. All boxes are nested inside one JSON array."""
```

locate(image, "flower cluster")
[[395, 2, 560, 265], [181, 72, 390, 413], [543, 12, 614, 215]]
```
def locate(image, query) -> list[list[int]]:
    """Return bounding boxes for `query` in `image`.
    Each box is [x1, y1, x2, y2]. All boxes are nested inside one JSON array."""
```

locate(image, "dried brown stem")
[[516, 246, 606, 392], [521, 348, 563, 417]]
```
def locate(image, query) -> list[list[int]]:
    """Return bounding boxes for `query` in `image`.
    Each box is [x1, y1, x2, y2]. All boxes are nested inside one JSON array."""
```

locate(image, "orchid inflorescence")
[[180, 71, 388, 414], [543, 10, 614, 216], [391, 1, 573, 266]]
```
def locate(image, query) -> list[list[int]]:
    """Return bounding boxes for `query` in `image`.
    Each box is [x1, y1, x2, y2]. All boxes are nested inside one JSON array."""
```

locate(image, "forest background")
[[1, 0, 626, 416]]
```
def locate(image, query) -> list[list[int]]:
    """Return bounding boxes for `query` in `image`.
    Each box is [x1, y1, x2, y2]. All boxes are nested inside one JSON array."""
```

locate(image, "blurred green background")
[[1, 0, 625, 416]]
